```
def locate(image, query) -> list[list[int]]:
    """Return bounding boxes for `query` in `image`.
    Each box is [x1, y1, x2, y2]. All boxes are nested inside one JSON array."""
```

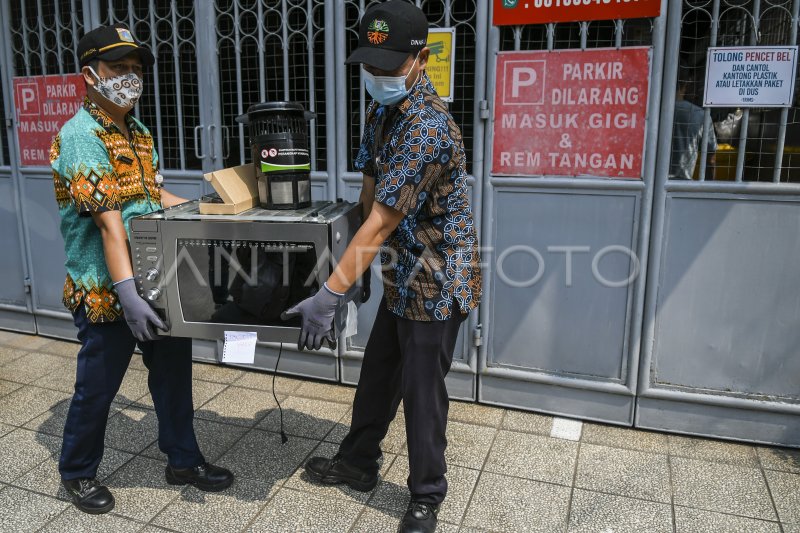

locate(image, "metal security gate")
[[209, 0, 341, 379], [335, 0, 490, 400], [0, 0, 219, 339], [638, 0, 800, 446], [0, 1, 37, 334], [477, 2, 669, 424], [0, 0, 94, 338], [5, 0, 797, 437]]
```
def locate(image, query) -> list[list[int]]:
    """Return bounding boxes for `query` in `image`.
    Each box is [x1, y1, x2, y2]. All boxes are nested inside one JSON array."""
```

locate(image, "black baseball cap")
[[77, 24, 155, 68], [345, 0, 429, 72]]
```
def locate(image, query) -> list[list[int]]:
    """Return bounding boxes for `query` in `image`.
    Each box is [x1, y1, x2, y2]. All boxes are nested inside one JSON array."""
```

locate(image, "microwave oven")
[[129, 198, 361, 344]]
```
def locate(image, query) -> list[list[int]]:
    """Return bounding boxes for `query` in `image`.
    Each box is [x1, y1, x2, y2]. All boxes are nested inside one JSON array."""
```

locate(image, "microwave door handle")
[[193, 124, 207, 160]]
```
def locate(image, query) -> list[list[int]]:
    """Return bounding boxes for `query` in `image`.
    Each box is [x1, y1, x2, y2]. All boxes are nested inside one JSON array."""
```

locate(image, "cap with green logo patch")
[[345, 0, 429, 72]]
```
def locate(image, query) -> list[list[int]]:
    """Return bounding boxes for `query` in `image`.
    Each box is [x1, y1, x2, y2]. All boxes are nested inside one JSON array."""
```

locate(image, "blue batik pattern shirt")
[[355, 73, 482, 321]]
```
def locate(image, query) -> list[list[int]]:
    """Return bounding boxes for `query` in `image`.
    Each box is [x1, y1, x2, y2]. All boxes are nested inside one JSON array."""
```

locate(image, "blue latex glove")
[[281, 283, 342, 351], [114, 278, 166, 342]]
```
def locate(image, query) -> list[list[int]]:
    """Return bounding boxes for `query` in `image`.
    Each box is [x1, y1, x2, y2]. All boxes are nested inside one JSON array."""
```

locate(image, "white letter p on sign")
[[512, 67, 537, 98], [21, 88, 36, 110], [15, 82, 40, 116]]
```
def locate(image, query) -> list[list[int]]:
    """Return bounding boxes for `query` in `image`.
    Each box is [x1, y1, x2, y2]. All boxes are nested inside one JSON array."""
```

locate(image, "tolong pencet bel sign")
[[493, 0, 661, 26], [492, 47, 650, 179]]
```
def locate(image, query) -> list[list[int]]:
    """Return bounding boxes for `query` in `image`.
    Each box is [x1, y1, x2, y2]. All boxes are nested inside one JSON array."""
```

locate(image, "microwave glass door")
[[176, 239, 318, 327]]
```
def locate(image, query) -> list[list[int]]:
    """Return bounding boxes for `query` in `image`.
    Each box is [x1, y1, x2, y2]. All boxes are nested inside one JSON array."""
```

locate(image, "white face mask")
[[362, 54, 420, 106], [88, 66, 143, 110]]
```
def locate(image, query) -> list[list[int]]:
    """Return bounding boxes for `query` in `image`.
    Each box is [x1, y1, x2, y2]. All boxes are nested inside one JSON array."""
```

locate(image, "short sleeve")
[[52, 130, 121, 216], [354, 102, 382, 177], [375, 123, 454, 218]]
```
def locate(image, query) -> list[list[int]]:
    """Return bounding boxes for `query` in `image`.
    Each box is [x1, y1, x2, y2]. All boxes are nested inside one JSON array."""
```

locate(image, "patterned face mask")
[[87, 66, 143, 110]]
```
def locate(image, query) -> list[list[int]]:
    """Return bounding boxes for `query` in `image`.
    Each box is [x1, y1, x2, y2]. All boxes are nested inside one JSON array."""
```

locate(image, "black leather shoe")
[[304, 454, 378, 492], [398, 501, 439, 533], [62, 478, 115, 515], [165, 462, 234, 492]]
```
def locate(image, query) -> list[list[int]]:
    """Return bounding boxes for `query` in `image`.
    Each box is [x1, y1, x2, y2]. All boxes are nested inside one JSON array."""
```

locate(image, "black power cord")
[[272, 342, 288, 444]]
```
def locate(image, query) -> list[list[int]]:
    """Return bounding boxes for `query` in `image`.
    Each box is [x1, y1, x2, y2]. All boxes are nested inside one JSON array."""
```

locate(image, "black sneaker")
[[304, 454, 378, 492], [165, 462, 234, 492], [62, 478, 115, 515], [398, 501, 439, 533]]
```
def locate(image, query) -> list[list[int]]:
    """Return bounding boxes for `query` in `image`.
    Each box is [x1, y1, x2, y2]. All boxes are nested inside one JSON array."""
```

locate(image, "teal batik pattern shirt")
[[51, 98, 162, 323]]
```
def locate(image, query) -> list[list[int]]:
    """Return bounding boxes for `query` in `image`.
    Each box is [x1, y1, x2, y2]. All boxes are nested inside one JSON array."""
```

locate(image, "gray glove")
[[280, 283, 342, 351], [114, 278, 166, 342]]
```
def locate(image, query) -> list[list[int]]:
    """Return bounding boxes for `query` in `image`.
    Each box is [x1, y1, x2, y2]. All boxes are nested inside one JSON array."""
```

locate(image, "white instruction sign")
[[221, 331, 257, 365], [704, 46, 798, 107]]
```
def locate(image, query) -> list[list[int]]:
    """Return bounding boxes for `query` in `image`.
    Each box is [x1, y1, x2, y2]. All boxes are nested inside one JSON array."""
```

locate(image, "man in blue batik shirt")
[[283, 2, 481, 532]]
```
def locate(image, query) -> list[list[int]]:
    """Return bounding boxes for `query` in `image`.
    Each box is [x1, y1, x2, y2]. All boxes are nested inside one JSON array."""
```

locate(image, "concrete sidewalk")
[[0, 329, 797, 533]]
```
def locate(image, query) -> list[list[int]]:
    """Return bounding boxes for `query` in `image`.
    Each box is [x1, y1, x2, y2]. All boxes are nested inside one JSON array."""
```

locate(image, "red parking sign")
[[13, 75, 85, 166], [492, 48, 651, 178]]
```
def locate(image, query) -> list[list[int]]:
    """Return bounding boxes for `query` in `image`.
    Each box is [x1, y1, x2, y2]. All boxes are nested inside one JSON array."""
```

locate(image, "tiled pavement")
[[0, 329, 798, 533]]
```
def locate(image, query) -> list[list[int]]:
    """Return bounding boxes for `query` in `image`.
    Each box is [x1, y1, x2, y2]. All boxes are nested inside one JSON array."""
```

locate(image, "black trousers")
[[59, 305, 204, 480], [338, 298, 464, 505]]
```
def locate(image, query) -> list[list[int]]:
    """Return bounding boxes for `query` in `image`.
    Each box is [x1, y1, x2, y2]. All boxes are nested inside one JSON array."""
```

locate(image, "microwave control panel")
[[129, 218, 170, 332]]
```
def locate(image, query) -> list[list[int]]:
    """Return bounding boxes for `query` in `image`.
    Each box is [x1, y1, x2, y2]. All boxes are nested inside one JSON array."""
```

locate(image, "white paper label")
[[345, 301, 358, 338], [221, 331, 257, 365]]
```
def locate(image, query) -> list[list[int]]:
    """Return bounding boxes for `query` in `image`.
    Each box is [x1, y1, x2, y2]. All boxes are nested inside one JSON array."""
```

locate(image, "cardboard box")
[[199, 164, 259, 215]]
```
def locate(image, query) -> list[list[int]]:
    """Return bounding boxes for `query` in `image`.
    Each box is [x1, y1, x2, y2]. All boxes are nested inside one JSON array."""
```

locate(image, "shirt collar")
[[83, 97, 141, 134], [397, 72, 436, 116]]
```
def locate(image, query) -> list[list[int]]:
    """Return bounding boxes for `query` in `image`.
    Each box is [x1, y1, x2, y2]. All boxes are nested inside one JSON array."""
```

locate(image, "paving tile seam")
[[145, 480, 274, 533], [672, 504, 784, 525], [673, 501, 780, 523], [279, 388, 355, 406], [578, 436, 669, 455], [7, 462, 72, 500], [666, 451, 760, 468], [1, 481, 70, 510], [665, 451, 678, 533], [230, 371, 303, 393], [362, 454, 401, 509], [0, 357, 30, 368], [193, 381, 232, 410], [453, 410, 506, 531], [760, 463, 800, 477], [581, 437, 762, 465], [194, 387, 296, 430], [346, 455, 402, 533], [760, 461, 788, 524], [32, 505, 151, 533], [129, 465, 192, 531], [570, 485, 680, 511], [237, 482, 311, 533], [562, 436, 583, 533]]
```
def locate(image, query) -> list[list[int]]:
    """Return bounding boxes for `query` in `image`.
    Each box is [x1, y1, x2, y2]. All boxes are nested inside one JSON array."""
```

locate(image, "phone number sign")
[[493, 0, 661, 26], [492, 48, 651, 178]]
